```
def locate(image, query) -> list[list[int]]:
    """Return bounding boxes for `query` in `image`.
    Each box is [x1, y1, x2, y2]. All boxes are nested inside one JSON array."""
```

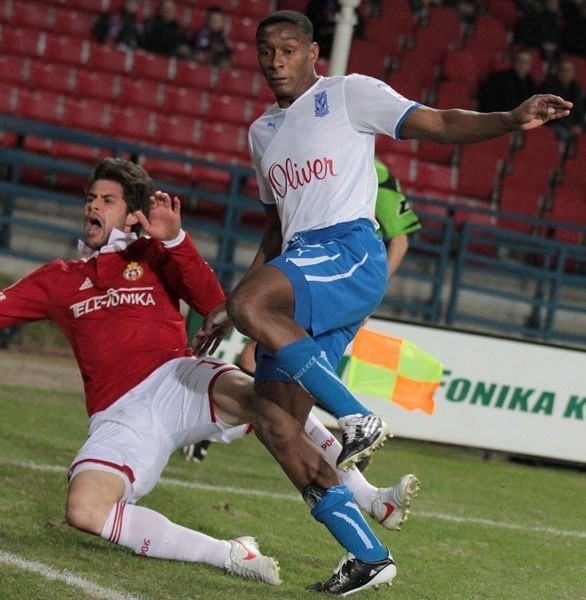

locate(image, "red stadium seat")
[[130, 51, 176, 82], [347, 38, 389, 79], [85, 42, 132, 73], [206, 92, 254, 125], [160, 85, 209, 119], [498, 177, 544, 234], [8, 3, 55, 31], [17, 89, 64, 124], [228, 15, 258, 44], [118, 78, 166, 111], [73, 70, 120, 102], [156, 114, 200, 150], [433, 81, 476, 110], [28, 60, 76, 95], [43, 33, 90, 66], [174, 61, 215, 90], [215, 68, 262, 98], [0, 55, 29, 85], [416, 139, 456, 166], [108, 106, 158, 143], [0, 82, 19, 114], [54, 8, 95, 38], [199, 121, 249, 158], [441, 50, 483, 89], [560, 157, 586, 189], [62, 97, 109, 134], [456, 136, 511, 201], [230, 40, 260, 72], [0, 27, 44, 58]]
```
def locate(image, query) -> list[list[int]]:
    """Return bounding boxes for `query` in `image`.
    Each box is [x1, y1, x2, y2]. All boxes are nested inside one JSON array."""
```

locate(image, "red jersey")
[[0, 234, 225, 416]]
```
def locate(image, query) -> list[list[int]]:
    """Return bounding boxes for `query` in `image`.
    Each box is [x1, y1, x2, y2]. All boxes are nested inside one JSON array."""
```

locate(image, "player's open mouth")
[[86, 217, 102, 235]]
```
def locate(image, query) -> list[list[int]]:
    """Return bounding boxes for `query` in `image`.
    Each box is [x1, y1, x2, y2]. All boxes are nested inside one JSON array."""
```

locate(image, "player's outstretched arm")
[[401, 94, 573, 144]]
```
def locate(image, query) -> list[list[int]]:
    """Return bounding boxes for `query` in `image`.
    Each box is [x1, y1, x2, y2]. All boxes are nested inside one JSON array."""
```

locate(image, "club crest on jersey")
[[314, 91, 329, 117], [123, 261, 144, 281]]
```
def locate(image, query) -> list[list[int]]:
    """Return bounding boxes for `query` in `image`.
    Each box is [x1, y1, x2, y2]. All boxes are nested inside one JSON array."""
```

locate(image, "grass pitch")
[[0, 365, 585, 600]]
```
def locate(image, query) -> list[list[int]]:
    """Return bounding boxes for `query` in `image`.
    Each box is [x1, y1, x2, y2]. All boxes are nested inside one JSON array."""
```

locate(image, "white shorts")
[[69, 357, 250, 503]]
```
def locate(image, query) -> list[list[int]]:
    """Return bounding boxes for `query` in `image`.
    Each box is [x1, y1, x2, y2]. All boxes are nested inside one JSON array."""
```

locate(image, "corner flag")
[[346, 328, 443, 414]]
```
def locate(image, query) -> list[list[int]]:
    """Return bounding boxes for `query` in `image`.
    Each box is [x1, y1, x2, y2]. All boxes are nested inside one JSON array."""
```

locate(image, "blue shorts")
[[254, 219, 388, 386]]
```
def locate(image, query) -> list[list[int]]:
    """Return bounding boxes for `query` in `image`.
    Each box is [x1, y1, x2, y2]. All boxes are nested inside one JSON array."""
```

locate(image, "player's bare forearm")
[[402, 95, 573, 144]]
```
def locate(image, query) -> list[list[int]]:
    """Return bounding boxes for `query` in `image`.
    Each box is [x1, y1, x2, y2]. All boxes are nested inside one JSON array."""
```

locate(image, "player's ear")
[[125, 212, 139, 227]]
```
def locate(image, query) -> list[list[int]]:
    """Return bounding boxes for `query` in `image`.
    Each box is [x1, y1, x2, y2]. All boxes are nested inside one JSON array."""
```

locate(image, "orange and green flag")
[[346, 327, 443, 414]]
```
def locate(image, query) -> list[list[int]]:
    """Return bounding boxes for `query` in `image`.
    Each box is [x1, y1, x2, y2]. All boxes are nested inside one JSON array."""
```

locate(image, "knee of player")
[[65, 492, 111, 535], [226, 293, 257, 335]]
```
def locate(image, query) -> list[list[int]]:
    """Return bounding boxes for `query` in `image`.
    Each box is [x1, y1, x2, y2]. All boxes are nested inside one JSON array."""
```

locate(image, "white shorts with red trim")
[[69, 357, 249, 503]]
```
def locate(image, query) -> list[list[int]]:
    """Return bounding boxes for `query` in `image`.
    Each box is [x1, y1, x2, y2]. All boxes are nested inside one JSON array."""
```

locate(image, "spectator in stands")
[[191, 6, 233, 68], [513, 0, 563, 63], [91, 0, 144, 50], [560, 0, 586, 57], [476, 48, 537, 112], [539, 58, 585, 140], [143, 0, 192, 59]]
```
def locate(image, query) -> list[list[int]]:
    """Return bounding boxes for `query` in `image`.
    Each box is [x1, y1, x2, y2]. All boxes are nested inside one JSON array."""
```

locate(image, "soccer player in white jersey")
[[193, 10, 572, 595]]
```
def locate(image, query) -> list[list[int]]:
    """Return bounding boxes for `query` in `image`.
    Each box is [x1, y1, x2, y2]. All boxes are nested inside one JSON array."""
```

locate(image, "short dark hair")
[[256, 10, 313, 42], [88, 158, 155, 233]]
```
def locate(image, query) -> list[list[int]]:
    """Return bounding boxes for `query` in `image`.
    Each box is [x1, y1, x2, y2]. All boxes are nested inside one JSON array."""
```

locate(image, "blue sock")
[[310, 485, 388, 563], [274, 338, 371, 419]]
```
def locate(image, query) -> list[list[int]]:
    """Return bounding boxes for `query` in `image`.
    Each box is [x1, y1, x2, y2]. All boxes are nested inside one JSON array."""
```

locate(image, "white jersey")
[[249, 74, 419, 247]]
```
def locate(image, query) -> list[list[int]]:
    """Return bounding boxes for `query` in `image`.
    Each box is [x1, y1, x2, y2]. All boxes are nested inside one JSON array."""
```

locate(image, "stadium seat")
[[0, 55, 29, 85], [155, 114, 200, 150], [8, 3, 55, 31], [560, 156, 586, 189], [0, 27, 44, 58], [230, 40, 260, 72], [54, 8, 95, 38], [433, 81, 476, 110], [229, 15, 257, 43], [28, 60, 76, 95], [206, 92, 254, 125], [440, 50, 482, 89], [73, 70, 120, 102], [108, 106, 158, 143], [232, 0, 273, 19], [416, 139, 456, 166], [140, 154, 194, 186], [85, 42, 132, 74], [160, 85, 209, 119], [62, 97, 109, 134], [386, 68, 430, 104], [130, 51, 176, 82], [497, 177, 544, 234], [412, 160, 457, 196], [17, 89, 64, 124], [174, 61, 215, 90], [43, 33, 90, 66], [215, 68, 262, 98], [119, 78, 166, 111], [347, 38, 389, 79], [51, 140, 108, 165], [198, 121, 249, 158], [456, 136, 511, 201], [0, 82, 19, 114]]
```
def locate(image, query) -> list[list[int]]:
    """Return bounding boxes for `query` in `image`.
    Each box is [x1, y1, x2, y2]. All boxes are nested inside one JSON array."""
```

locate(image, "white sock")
[[304, 412, 378, 511], [101, 502, 231, 567]]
